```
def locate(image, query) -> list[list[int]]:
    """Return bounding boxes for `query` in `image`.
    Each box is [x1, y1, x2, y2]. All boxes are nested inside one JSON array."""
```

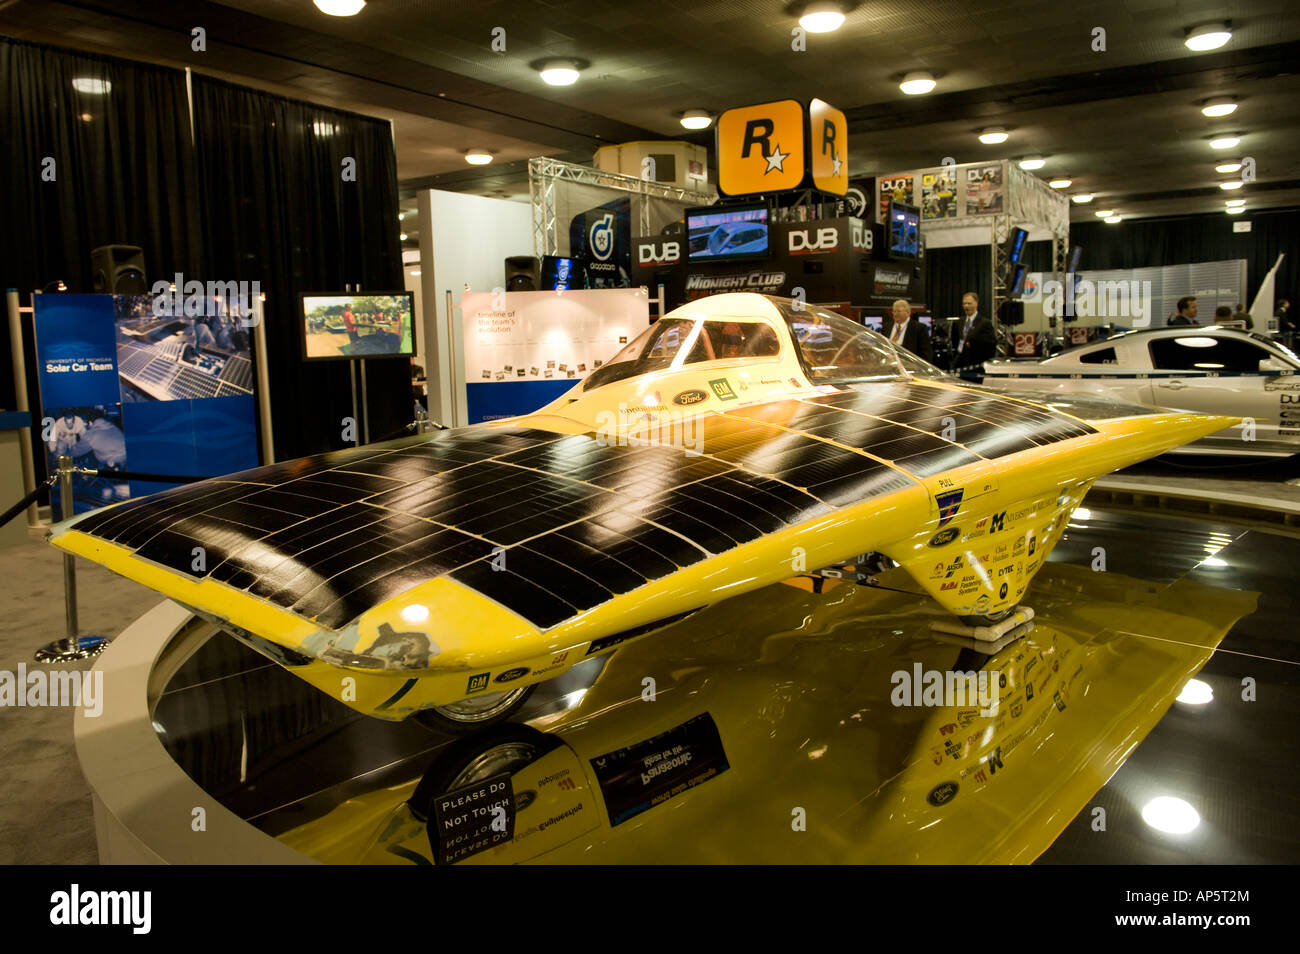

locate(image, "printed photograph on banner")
[[114, 294, 254, 401], [45, 404, 129, 516], [965, 164, 1005, 215], [302, 293, 414, 359], [877, 174, 913, 224], [922, 167, 958, 219]]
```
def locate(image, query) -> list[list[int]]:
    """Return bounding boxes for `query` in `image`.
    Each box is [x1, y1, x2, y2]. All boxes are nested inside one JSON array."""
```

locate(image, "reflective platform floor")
[[150, 505, 1300, 864]]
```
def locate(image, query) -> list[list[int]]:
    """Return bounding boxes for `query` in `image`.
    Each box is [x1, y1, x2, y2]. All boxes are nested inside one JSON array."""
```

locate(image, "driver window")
[[1148, 335, 1270, 373], [685, 321, 780, 364]]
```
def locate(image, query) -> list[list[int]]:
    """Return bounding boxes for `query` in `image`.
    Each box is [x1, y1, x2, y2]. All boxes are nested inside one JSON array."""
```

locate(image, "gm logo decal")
[[466, 672, 490, 694]]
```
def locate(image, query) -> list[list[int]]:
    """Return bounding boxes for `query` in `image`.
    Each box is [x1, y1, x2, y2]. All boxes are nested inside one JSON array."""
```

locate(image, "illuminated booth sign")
[[715, 97, 847, 198]]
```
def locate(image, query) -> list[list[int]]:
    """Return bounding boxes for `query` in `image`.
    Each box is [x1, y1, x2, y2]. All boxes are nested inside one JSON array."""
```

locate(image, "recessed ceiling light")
[[313, 0, 366, 15], [680, 109, 712, 130], [1201, 97, 1237, 117], [1094, 209, 1114, 217], [899, 71, 936, 95], [399, 233, 408, 241], [538, 59, 581, 86], [1225, 198, 1246, 206], [1225, 205, 1245, 214], [978, 127, 1008, 145], [1215, 161, 1242, 174], [79, 112, 93, 123], [1176, 679, 1214, 705], [1209, 136, 1240, 150], [1104, 215, 1123, 224], [1018, 156, 1046, 170], [71, 77, 111, 95], [799, 1, 846, 33], [1048, 178, 1072, 189], [1071, 194, 1095, 204], [1185, 22, 1232, 52], [1218, 179, 1244, 190], [465, 149, 493, 165]]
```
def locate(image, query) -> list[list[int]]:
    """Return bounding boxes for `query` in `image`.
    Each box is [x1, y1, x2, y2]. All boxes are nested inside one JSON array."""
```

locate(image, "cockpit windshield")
[[583, 315, 781, 390], [772, 301, 946, 383]]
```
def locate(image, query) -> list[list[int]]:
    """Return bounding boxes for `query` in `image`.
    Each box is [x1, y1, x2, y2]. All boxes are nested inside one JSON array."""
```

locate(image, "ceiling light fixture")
[[71, 77, 111, 95], [799, 1, 846, 33], [899, 71, 936, 95], [1225, 198, 1246, 206], [1226, 205, 1245, 215], [538, 59, 582, 86], [1184, 22, 1232, 52], [313, 0, 366, 15], [1071, 194, 1095, 204], [1018, 156, 1046, 170], [978, 127, 1008, 145], [1142, 796, 1200, 834], [1094, 210, 1114, 217], [1209, 136, 1240, 150], [1048, 178, 1072, 189], [1104, 215, 1123, 224], [1218, 179, 1244, 190], [399, 233, 408, 241], [465, 149, 493, 165], [1201, 97, 1238, 117], [680, 109, 712, 130], [1215, 161, 1242, 174]]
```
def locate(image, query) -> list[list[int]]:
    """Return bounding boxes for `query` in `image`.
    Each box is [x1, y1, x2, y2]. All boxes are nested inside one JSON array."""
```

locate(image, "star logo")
[[831, 154, 842, 176], [764, 144, 788, 173]]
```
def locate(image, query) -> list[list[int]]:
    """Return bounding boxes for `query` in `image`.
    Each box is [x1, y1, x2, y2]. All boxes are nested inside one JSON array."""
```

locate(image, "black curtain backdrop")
[[0, 36, 200, 443], [190, 76, 408, 459]]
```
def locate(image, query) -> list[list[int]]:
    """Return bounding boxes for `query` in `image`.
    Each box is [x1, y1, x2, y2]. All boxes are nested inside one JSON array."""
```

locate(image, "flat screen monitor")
[[300, 291, 416, 360], [1007, 227, 1029, 264], [1068, 245, 1083, 273], [863, 315, 884, 332], [918, 315, 932, 328], [888, 201, 920, 259], [685, 203, 769, 261], [1010, 263, 1028, 296], [541, 255, 576, 290]]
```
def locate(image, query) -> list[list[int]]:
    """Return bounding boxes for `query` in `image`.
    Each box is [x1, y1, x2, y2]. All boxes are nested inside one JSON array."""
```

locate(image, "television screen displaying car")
[[686, 204, 769, 261], [301, 292, 416, 360]]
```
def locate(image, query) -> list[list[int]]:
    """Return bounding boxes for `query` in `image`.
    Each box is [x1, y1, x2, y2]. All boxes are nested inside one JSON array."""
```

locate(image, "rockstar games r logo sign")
[[716, 98, 847, 197], [716, 99, 805, 195]]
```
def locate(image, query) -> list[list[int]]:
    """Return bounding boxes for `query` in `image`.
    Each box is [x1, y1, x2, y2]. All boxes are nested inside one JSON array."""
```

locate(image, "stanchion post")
[[6, 289, 39, 526], [34, 455, 109, 663]]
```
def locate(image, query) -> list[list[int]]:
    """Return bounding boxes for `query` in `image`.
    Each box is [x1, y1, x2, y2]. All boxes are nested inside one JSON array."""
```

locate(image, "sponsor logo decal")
[[708, 378, 738, 401], [788, 226, 839, 254], [927, 781, 959, 806], [466, 672, 490, 694], [494, 667, 530, 684], [637, 240, 680, 265], [929, 526, 961, 547], [589, 213, 614, 262], [936, 489, 965, 526], [672, 388, 708, 406]]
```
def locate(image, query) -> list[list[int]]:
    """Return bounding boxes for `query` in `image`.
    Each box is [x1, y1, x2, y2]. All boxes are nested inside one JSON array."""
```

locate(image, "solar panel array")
[[115, 341, 254, 399], [66, 381, 1096, 632]]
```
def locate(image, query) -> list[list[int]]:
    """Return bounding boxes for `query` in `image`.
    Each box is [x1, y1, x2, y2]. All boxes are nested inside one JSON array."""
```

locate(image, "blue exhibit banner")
[[33, 293, 260, 515], [33, 295, 121, 409]]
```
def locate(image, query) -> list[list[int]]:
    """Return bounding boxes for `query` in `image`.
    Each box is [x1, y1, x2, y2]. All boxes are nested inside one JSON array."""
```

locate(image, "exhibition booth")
[[1, 23, 1297, 875]]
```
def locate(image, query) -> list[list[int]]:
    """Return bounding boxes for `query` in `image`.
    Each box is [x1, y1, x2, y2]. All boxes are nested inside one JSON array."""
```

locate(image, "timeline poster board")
[[462, 288, 649, 424], [34, 293, 259, 515]]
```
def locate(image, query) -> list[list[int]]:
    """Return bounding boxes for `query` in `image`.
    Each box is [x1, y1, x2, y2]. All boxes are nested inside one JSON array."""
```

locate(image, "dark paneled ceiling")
[[2, 0, 1298, 223]]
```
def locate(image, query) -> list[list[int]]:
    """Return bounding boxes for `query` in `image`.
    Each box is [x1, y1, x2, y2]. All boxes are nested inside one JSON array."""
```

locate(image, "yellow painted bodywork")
[[276, 563, 1257, 863], [48, 294, 1239, 720]]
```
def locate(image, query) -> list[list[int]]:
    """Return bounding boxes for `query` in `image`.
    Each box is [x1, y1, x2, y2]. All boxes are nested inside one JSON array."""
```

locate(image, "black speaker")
[[997, 300, 1025, 326], [504, 255, 540, 292], [91, 245, 147, 293]]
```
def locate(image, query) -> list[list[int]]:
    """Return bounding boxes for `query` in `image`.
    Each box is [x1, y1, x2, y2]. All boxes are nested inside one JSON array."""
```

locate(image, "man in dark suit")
[[884, 299, 932, 362], [1168, 296, 1198, 326], [951, 291, 997, 371]]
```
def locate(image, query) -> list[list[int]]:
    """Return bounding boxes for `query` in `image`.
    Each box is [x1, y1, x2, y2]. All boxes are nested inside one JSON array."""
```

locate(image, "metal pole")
[[251, 295, 275, 463], [6, 289, 38, 526], [445, 290, 459, 426], [34, 456, 109, 662], [359, 359, 370, 444], [349, 360, 359, 446]]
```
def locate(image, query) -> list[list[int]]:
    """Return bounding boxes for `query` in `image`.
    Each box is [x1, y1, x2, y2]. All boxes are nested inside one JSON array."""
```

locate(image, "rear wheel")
[[411, 684, 536, 734]]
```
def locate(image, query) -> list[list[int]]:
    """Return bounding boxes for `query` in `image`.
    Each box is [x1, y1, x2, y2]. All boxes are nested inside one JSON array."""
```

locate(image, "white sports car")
[[981, 326, 1300, 457]]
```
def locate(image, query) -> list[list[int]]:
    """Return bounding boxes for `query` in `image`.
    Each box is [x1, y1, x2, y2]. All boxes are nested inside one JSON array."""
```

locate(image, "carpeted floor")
[[0, 530, 161, 864]]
